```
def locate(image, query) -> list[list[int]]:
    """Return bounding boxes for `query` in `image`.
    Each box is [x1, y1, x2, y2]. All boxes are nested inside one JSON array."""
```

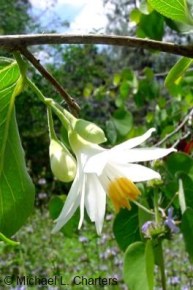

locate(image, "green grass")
[[0, 208, 124, 290]]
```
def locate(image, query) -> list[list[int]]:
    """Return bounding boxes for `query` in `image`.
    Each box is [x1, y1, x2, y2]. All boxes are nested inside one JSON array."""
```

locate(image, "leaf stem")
[[154, 191, 161, 224], [0, 233, 20, 246], [164, 192, 178, 211], [153, 191, 167, 288], [13, 51, 27, 79]]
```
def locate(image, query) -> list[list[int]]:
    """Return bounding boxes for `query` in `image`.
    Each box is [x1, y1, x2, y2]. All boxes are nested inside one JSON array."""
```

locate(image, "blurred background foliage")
[[0, 0, 193, 288]]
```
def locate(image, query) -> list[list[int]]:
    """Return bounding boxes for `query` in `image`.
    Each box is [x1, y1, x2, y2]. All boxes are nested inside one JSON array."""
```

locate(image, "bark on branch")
[[19, 47, 80, 115], [0, 34, 193, 58]]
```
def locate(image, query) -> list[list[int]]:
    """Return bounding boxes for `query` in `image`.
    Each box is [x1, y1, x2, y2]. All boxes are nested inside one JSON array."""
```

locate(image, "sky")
[[29, 0, 108, 33]]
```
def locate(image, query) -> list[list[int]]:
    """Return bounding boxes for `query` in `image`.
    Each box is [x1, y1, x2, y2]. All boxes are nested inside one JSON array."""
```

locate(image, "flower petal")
[[110, 163, 161, 182], [78, 174, 86, 230], [84, 150, 108, 175], [109, 147, 176, 163], [112, 128, 156, 151], [52, 173, 81, 233], [85, 173, 106, 235]]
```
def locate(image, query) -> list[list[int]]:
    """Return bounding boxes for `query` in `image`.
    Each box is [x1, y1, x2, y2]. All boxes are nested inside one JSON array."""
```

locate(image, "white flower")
[[52, 128, 176, 235]]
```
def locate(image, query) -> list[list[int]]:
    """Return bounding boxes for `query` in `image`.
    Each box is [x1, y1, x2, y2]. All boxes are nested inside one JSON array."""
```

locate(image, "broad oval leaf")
[[0, 58, 35, 237], [105, 120, 117, 144], [113, 206, 140, 251], [165, 57, 193, 89], [112, 109, 133, 136], [164, 152, 193, 179], [123, 241, 154, 290], [138, 11, 164, 40], [148, 0, 193, 24]]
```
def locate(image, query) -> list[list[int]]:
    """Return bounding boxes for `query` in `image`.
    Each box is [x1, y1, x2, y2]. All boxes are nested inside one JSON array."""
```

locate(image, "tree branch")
[[19, 47, 80, 116], [155, 107, 193, 147], [0, 33, 193, 58]]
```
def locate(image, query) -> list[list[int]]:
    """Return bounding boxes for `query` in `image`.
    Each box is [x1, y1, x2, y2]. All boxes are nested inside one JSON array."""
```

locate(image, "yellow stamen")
[[108, 177, 141, 212]]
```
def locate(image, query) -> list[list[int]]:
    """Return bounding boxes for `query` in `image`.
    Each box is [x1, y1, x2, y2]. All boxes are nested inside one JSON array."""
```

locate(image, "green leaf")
[[113, 206, 141, 251], [148, 0, 193, 24], [49, 196, 64, 220], [83, 83, 93, 98], [0, 57, 15, 70], [121, 68, 134, 81], [130, 8, 141, 24], [112, 109, 133, 136], [165, 17, 193, 33], [119, 81, 130, 99], [0, 58, 35, 237], [49, 196, 79, 238], [181, 208, 193, 262], [165, 57, 193, 89], [178, 179, 186, 214], [165, 152, 193, 179], [134, 77, 158, 106], [180, 174, 193, 210], [144, 67, 154, 81], [105, 120, 117, 144], [113, 73, 121, 86], [124, 241, 154, 290], [138, 11, 164, 40]]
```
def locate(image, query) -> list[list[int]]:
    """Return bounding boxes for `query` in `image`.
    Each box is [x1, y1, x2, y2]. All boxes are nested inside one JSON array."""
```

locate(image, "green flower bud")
[[74, 119, 107, 144], [49, 139, 76, 182]]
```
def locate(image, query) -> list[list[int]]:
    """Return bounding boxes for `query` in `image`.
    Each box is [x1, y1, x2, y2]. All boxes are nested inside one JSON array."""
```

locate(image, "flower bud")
[[49, 139, 76, 182], [74, 119, 107, 144]]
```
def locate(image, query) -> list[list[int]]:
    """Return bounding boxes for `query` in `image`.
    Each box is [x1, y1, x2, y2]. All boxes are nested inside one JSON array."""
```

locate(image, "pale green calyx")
[[74, 119, 107, 144], [51, 107, 107, 144], [49, 139, 77, 182]]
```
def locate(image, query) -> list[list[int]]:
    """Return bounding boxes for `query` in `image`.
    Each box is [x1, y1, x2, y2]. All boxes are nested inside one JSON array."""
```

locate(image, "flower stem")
[[153, 191, 167, 289], [154, 191, 161, 224], [157, 240, 167, 290], [132, 200, 155, 215], [47, 107, 57, 140], [26, 77, 48, 103], [14, 53, 77, 132], [26, 77, 71, 131], [165, 192, 178, 211]]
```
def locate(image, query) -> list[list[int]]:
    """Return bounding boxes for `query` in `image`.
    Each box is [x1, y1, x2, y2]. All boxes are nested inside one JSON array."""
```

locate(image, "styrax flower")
[[52, 128, 176, 235]]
